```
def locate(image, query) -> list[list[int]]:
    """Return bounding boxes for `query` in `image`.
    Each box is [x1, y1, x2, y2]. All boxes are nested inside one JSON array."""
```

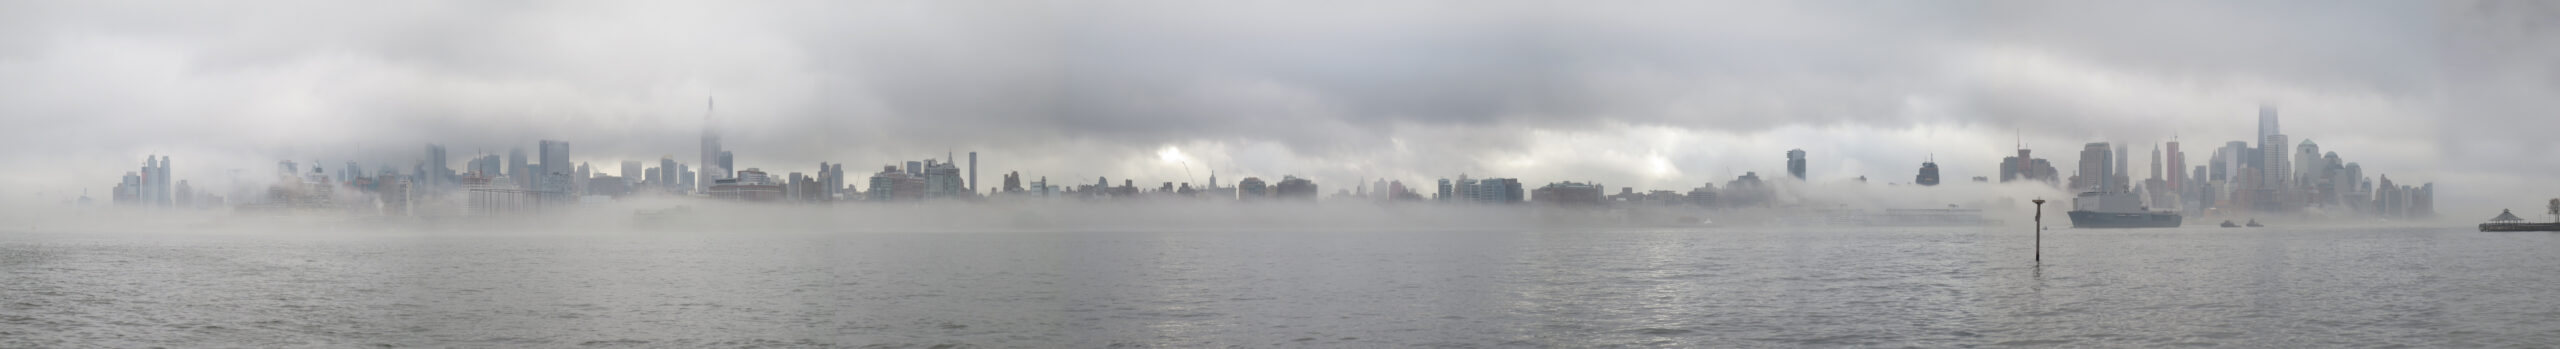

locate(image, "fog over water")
[[8, 1, 2560, 347], [2, 1, 2558, 214], [8, 224, 2555, 347]]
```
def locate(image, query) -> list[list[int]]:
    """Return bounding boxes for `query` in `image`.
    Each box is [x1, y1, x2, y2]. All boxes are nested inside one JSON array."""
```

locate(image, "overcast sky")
[[2, 0, 2554, 214]]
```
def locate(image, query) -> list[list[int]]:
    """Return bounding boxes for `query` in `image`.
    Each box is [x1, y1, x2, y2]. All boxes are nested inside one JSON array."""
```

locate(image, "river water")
[[3, 226, 2554, 347]]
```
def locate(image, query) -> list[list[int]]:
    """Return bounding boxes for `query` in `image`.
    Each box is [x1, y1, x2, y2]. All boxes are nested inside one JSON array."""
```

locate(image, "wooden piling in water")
[[2032, 199, 2045, 262]]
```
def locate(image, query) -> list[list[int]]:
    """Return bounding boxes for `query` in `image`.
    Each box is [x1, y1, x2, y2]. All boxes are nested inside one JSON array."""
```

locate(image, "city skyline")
[[68, 101, 2435, 225], [48, 103, 2452, 218], [1, 1, 2552, 216]]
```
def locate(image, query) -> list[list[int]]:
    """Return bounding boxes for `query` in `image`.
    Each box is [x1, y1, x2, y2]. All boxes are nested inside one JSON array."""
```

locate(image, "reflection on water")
[[3, 226, 2555, 347]]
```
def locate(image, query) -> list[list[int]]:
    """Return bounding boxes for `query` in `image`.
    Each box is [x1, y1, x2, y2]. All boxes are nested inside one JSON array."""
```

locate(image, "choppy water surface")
[[4, 226, 2556, 347]]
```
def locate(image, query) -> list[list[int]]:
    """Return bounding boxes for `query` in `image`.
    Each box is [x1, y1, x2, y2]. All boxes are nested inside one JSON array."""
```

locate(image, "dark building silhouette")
[[1532, 181, 1604, 205], [1786, 149, 1807, 180], [1273, 176, 1318, 200], [2000, 147, 2059, 187], [1237, 177, 1268, 200]]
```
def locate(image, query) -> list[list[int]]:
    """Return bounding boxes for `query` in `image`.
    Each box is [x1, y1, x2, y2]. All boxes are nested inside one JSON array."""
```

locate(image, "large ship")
[[2066, 191, 2181, 228]]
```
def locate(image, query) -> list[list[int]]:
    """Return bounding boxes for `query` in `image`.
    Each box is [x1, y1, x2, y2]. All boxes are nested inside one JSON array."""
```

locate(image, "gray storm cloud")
[[1, 0, 2554, 215]]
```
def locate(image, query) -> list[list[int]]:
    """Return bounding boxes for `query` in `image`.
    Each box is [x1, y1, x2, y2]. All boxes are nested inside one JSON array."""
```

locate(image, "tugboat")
[[2065, 191, 2182, 228], [2244, 219, 2263, 228], [2219, 220, 2239, 228], [2479, 199, 2560, 232]]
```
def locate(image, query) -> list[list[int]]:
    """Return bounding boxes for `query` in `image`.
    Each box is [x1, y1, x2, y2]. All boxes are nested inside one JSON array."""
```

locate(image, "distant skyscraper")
[[661, 156, 680, 193], [701, 97, 723, 194], [508, 147, 529, 188], [424, 144, 450, 191], [139, 155, 170, 207], [160, 156, 171, 207], [717, 151, 733, 179], [2078, 142, 2112, 193], [828, 163, 845, 199], [2149, 144, 2162, 182], [2166, 141, 2185, 191], [2257, 106, 2288, 192], [1998, 146, 2060, 187], [2262, 134, 2289, 191], [343, 161, 363, 184], [968, 151, 978, 193], [2005, 148, 2030, 181], [142, 156, 157, 206], [2293, 139, 2320, 188], [538, 140, 570, 194], [1786, 149, 1807, 180], [2114, 142, 2129, 187], [2218, 141, 2247, 184], [467, 154, 501, 178], [2258, 105, 2280, 147], [621, 160, 643, 186]]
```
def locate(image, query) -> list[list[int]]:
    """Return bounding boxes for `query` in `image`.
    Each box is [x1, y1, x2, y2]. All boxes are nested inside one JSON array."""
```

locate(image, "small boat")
[[2245, 219, 2263, 228], [2219, 220, 2239, 228]]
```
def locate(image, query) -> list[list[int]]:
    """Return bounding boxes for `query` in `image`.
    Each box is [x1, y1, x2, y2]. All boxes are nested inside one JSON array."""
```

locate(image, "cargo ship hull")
[[2067, 210, 2182, 228]]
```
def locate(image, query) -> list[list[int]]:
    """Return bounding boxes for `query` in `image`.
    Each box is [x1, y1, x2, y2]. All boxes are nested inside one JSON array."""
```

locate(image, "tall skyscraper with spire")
[[700, 96, 723, 194], [2258, 106, 2280, 146], [2148, 144, 2162, 181]]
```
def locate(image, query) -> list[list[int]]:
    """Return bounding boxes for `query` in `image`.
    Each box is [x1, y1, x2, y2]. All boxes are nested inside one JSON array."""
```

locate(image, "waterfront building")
[[1686, 184, 1719, 208], [1274, 176, 1318, 200], [709, 168, 784, 202], [1237, 177, 1268, 200], [1723, 172, 1773, 207], [1532, 181, 1604, 205], [867, 165, 925, 202]]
